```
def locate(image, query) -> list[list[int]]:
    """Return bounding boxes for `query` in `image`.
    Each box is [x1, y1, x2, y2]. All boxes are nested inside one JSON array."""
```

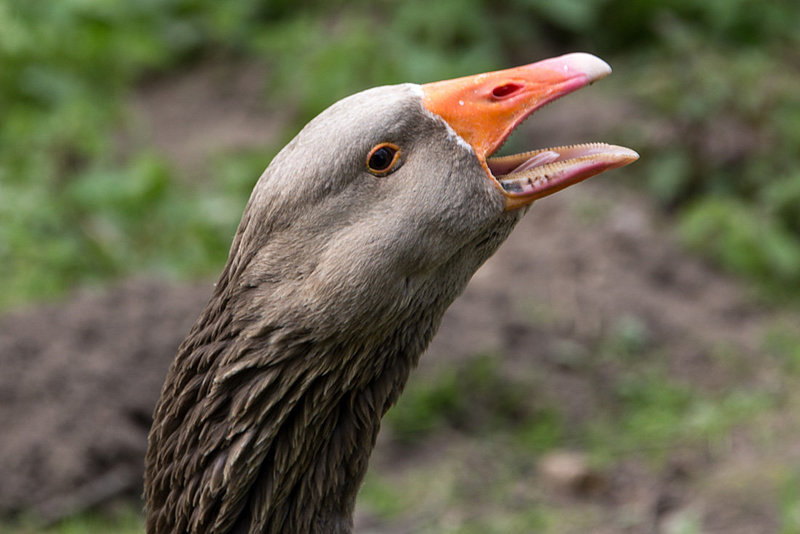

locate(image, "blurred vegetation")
[[10, 503, 143, 534], [2, 0, 800, 309], [386, 354, 563, 451]]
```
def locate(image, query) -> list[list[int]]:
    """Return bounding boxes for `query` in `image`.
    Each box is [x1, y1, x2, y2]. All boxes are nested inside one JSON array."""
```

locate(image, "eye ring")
[[366, 143, 401, 176]]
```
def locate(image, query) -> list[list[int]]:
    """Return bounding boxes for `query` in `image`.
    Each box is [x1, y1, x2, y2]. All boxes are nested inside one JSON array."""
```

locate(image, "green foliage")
[[386, 355, 562, 446], [780, 469, 800, 534], [615, 26, 800, 298], [589, 0, 799, 51], [356, 474, 408, 520], [764, 325, 800, 375], [252, 0, 504, 121], [9, 505, 143, 534], [678, 198, 800, 298], [0, 152, 246, 308], [603, 314, 652, 361], [588, 370, 775, 464], [609, 373, 694, 454], [0, 1, 251, 308]]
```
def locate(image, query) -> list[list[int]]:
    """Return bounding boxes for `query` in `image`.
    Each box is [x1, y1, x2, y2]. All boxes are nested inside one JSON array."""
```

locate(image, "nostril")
[[491, 83, 523, 99]]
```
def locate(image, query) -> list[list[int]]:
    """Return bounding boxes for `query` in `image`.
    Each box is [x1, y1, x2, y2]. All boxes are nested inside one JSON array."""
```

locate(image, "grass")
[[779, 469, 800, 534], [357, 437, 553, 533], [385, 354, 562, 447], [764, 324, 800, 375], [7, 505, 144, 534]]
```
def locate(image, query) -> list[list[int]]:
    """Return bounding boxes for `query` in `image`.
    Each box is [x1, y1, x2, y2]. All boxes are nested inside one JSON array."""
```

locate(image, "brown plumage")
[[144, 53, 637, 534]]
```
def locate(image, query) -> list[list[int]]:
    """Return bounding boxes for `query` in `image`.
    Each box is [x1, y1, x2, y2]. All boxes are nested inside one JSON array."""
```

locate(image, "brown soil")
[[1, 61, 797, 531], [130, 58, 287, 178], [0, 281, 210, 521]]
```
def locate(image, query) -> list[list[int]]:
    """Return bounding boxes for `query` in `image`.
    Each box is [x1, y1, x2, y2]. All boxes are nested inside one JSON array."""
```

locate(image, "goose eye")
[[366, 143, 400, 175]]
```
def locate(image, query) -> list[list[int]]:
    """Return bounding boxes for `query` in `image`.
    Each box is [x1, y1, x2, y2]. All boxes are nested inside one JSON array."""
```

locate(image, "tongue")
[[510, 150, 560, 173]]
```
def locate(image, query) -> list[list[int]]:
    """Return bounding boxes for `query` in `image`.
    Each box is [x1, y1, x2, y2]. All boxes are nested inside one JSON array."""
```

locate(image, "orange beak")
[[422, 53, 639, 210]]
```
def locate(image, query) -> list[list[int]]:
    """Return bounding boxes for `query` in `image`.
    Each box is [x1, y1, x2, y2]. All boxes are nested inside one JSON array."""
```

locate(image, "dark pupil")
[[369, 147, 394, 170]]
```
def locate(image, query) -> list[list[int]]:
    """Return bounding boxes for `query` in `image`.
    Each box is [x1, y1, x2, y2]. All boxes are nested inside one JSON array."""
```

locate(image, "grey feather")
[[144, 84, 523, 534]]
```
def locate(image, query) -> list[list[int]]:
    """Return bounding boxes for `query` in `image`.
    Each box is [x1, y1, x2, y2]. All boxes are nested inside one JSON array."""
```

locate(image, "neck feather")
[[145, 274, 434, 534]]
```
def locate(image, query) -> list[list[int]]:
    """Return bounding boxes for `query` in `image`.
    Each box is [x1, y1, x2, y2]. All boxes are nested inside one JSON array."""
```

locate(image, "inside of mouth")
[[486, 142, 636, 195]]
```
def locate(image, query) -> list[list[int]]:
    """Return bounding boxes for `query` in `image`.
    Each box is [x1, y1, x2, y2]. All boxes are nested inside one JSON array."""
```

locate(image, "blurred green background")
[[3, 1, 800, 533], [3, 0, 799, 310]]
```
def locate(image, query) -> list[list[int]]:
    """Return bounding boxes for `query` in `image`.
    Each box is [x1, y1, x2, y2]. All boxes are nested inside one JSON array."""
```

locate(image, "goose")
[[144, 52, 638, 534]]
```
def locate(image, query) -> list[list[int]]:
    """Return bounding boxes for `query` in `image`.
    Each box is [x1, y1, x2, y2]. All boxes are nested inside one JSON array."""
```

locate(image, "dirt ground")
[[1, 62, 798, 531], [0, 280, 211, 521]]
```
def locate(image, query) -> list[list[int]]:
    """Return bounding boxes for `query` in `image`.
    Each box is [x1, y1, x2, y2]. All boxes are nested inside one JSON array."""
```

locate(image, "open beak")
[[422, 53, 639, 210]]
